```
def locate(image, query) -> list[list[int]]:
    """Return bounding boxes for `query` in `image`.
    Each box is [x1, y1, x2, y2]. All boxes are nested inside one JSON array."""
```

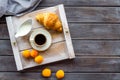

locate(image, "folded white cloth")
[[0, 0, 42, 17]]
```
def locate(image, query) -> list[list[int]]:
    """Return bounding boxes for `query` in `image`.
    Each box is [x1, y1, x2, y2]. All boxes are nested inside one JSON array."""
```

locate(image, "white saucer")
[[29, 28, 52, 51]]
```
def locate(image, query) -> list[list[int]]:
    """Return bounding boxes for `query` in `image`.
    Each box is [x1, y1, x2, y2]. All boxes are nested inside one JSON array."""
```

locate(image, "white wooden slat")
[[6, 17, 23, 71], [58, 4, 75, 59]]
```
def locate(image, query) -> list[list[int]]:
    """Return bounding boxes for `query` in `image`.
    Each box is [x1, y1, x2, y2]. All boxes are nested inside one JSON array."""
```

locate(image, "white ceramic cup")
[[29, 28, 52, 51]]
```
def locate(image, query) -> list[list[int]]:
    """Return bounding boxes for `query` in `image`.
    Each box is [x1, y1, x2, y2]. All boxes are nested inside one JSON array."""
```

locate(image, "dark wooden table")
[[1, 0, 120, 80]]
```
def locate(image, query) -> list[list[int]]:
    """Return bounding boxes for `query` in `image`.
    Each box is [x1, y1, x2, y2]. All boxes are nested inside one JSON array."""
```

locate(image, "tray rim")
[[6, 17, 23, 71], [58, 4, 75, 59], [6, 4, 75, 71]]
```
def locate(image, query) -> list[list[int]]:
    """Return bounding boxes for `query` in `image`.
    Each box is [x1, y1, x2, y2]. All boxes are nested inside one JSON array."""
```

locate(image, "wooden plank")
[[19, 41, 69, 70], [3, 23, 120, 39], [6, 17, 23, 71], [16, 30, 64, 51], [0, 40, 13, 55], [69, 24, 120, 39], [1, 56, 120, 72], [0, 24, 9, 39], [2, 40, 120, 56], [65, 7, 120, 22], [73, 40, 120, 55], [0, 72, 120, 80], [58, 5, 75, 59], [39, 0, 120, 7]]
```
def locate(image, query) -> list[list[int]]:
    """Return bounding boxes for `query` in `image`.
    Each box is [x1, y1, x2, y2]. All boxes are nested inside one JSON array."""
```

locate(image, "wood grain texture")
[[39, 0, 120, 7], [6, 17, 23, 71], [65, 7, 120, 22], [0, 72, 120, 80], [3, 23, 120, 39], [0, 40, 12, 55], [58, 5, 75, 59], [73, 40, 120, 55], [70, 24, 120, 39], [0, 24, 9, 39], [2, 40, 120, 56], [1, 56, 120, 72]]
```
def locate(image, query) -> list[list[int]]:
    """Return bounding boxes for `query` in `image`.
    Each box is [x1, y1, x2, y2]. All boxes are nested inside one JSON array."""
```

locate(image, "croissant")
[[36, 12, 62, 32]]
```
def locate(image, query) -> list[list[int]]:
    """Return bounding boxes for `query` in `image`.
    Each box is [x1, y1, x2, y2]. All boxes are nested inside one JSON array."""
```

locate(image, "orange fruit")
[[56, 70, 64, 79], [30, 49, 39, 58], [42, 68, 51, 77], [22, 50, 31, 58], [34, 55, 44, 64]]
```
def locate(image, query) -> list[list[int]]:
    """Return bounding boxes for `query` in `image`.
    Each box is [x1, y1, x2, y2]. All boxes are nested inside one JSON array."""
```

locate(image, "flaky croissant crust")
[[36, 12, 62, 32]]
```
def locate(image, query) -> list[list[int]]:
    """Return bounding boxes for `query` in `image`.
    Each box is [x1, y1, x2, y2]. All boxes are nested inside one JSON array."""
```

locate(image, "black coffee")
[[35, 34, 46, 45]]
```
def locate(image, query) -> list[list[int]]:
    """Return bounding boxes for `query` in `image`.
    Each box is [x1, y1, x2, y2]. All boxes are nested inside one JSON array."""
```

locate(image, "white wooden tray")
[[6, 4, 75, 71]]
